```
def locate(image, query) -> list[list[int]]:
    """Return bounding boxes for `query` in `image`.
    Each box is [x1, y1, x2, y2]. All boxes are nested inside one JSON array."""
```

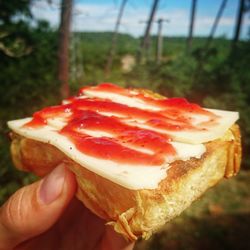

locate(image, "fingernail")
[[39, 164, 66, 205]]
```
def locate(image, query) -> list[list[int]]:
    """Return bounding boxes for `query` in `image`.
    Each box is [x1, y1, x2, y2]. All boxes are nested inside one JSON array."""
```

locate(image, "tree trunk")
[[187, 0, 197, 53], [58, 0, 73, 98], [105, 0, 128, 76], [138, 0, 160, 63], [233, 0, 245, 44], [204, 0, 227, 51]]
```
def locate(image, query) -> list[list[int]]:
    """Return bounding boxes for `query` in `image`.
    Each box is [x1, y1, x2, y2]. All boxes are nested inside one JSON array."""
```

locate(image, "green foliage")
[[71, 32, 138, 70], [0, 2, 60, 204], [0, 0, 32, 23], [0, 21, 59, 120], [0, 0, 33, 58], [193, 43, 250, 166]]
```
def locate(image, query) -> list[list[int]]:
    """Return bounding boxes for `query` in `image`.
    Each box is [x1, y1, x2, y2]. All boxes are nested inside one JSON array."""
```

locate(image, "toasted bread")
[[9, 124, 241, 240]]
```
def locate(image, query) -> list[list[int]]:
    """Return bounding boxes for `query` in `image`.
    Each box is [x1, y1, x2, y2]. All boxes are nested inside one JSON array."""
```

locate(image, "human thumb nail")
[[39, 164, 66, 204]]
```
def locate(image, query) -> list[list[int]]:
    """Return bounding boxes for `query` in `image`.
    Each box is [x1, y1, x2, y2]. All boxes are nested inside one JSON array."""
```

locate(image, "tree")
[[0, 0, 31, 24], [138, 0, 160, 63], [58, 0, 73, 98], [204, 0, 228, 51], [187, 0, 197, 53], [105, 0, 128, 76], [0, 0, 32, 57], [233, 0, 245, 44]]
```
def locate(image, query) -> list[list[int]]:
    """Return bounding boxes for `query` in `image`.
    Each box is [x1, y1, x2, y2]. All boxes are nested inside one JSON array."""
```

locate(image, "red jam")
[[80, 83, 215, 117], [61, 128, 164, 166], [24, 83, 218, 166], [64, 98, 193, 129], [61, 110, 175, 155]]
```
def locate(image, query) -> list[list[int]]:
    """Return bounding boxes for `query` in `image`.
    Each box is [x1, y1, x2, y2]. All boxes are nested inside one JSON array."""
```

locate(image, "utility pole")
[[156, 18, 169, 64], [204, 0, 227, 51], [138, 0, 160, 63], [105, 0, 128, 76], [58, 0, 73, 98], [187, 0, 197, 53]]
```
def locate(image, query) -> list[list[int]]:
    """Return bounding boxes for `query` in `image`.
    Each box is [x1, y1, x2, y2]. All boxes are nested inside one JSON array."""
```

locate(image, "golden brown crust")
[[9, 125, 241, 241], [10, 132, 65, 176], [224, 125, 241, 178]]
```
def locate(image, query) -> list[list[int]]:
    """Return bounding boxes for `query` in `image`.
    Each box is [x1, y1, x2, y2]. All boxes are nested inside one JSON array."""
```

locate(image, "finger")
[[0, 164, 76, 250]]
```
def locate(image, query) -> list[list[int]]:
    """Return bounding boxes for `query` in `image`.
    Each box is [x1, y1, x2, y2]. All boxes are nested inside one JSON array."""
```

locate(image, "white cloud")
[[31, 1, 249, 38], [31, 0, 60, 27]]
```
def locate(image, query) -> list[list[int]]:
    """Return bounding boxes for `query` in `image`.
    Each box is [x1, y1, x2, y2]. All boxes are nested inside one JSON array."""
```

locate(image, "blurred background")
[[0, 0, 250, 249]]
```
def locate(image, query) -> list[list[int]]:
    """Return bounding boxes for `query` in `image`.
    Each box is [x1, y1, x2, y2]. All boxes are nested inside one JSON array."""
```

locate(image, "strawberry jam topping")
[[61, 128, 164, 166], [24, 83, 217, 166], [79, 83, 215, 117]]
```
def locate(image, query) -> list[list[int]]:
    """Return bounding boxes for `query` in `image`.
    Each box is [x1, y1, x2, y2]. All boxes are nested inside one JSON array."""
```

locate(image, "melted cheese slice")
[[8, 84, 239, 190], [8, 118, 205, 190]]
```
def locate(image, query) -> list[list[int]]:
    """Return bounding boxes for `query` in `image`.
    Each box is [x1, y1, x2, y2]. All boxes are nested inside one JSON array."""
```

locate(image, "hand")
[[0, 164, 135, 250]]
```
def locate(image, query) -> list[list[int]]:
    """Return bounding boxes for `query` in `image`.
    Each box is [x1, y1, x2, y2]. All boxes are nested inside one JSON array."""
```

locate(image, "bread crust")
[[9, 125, 241, 240]]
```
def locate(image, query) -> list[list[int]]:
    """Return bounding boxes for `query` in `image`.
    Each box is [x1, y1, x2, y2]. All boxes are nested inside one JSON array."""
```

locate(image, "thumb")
[[0, 164, 76, 250]]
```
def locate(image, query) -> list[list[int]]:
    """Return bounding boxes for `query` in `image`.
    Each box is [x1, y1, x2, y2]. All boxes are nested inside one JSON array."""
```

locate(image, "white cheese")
[[8, 118, 205, 190], [83, 89, 161, 111]]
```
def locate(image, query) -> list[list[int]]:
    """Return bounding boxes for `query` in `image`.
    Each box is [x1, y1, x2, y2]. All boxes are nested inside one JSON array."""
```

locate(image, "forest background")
[[0, 1, 250, 249]]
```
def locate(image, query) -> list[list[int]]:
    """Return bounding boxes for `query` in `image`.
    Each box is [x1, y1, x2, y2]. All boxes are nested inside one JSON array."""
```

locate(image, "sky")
[[31, 0, 250, 39]]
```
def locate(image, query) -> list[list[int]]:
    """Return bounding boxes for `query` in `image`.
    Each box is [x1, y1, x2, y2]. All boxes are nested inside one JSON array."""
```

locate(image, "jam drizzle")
[[80, 83, 216, 117], [24, 83, 219, 166]]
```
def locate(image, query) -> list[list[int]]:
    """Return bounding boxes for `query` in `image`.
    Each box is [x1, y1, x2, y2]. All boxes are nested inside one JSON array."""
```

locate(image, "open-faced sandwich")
[[8, 83, 241, 240]]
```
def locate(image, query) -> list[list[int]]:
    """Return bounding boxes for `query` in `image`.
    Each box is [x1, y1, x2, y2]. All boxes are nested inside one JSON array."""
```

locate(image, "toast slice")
[[8, 83, 241, 240]]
